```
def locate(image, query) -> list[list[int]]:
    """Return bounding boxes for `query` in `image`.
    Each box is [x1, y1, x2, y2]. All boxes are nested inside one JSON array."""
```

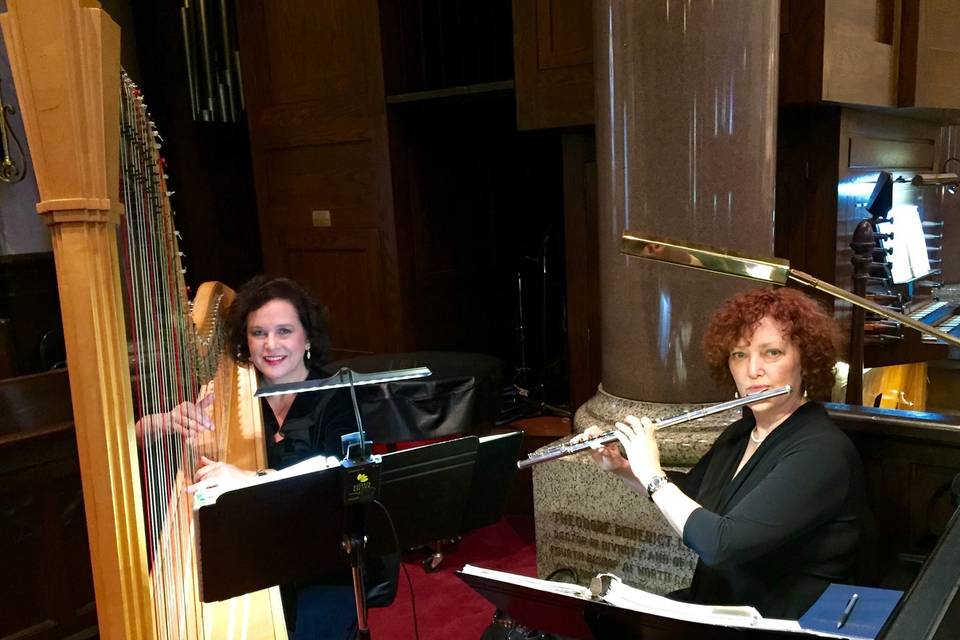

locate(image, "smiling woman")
[[190, 275, 396, 639], [246, 299, 312, 386], [572, 287, 864, 620]]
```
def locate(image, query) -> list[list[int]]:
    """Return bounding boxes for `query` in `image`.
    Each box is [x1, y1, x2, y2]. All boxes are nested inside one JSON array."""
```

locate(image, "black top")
[[261, 367, 357, 470], [675, 402, 865, 619]]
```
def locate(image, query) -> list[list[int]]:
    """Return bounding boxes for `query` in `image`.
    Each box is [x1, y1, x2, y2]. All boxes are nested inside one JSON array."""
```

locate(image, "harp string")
[[117, 72, 219, 640]]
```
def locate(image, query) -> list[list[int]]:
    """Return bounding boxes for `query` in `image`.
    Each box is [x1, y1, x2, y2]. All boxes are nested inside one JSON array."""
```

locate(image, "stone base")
[[533, 385, 738, 594]]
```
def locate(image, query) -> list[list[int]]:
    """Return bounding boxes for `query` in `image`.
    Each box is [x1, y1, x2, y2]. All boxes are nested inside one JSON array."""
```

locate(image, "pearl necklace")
[[749, 427, 765, 445]]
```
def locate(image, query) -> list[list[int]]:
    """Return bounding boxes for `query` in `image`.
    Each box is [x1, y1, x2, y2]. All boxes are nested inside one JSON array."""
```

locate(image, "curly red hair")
[[701, 287, 841, 398]]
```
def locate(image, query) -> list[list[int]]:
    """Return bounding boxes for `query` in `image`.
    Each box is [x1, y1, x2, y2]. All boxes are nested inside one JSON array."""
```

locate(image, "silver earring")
[[306, 347, 311, 360]]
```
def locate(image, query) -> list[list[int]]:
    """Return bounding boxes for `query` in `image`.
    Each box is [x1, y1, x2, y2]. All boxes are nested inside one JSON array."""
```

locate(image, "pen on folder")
[[837, 592, 859, 629]]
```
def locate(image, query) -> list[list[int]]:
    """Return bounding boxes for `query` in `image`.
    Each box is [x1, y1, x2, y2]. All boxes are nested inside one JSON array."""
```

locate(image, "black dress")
[[261, 370, 355, 470], [674, 402, 865, 619]]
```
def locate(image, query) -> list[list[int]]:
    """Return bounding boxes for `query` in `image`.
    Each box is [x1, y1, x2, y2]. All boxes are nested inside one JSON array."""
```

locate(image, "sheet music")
[[460, 565, 593, 599], [191, 454, 341, 507], [462, 566, 805, 634], [598, 575, 801, 632]]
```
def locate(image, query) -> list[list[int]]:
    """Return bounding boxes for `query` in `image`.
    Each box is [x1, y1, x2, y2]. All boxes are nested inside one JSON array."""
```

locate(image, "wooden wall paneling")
[[379, 0, 515, 95], [0, 253, 63, 375], [386, 92, 562, 359], [0, 371, 96, 640], [831, 404, 960, 569], [378, 0, 423, 96], [779, 0, 827, 105], [512, 0, 593, 129], [280, 227, 387, 360], [775, 106, 842, 287], [780, 0, 899, 107], [236, 0, 404, 354], [822, 0, 899, 107], [561, 130, 599, 410], [899, 0, 960, 109]]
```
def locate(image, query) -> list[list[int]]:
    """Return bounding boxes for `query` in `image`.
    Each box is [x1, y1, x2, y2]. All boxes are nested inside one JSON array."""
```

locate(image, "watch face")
[[647, 475, 669, 497]]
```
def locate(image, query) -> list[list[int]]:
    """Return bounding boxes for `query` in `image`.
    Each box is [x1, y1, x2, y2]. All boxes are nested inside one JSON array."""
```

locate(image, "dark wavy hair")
[[227, 276, 331, 367], [701, 287, 841, 398]]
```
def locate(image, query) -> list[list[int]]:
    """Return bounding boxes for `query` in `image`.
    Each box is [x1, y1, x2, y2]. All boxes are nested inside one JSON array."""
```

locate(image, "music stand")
[[365, 431, 524, 561], [195, 370, 522, 639], [256, 366, 430, 640]]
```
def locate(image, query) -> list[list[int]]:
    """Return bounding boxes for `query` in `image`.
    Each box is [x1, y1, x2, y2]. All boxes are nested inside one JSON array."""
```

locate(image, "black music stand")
[[247, 365, 431, 639], [194, 430, 523, 631], [367, 433, 521, 551]]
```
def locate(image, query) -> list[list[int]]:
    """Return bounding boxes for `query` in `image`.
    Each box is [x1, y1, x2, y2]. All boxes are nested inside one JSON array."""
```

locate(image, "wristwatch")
[[645, 474, 670, 500]]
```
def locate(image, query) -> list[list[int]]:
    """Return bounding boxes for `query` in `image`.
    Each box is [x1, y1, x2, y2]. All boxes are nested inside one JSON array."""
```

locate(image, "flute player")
[[572, 288, 867, 619]]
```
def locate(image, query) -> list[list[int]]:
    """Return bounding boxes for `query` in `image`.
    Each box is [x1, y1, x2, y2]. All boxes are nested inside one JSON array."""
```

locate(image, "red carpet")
[[369, 516, 537, 639]]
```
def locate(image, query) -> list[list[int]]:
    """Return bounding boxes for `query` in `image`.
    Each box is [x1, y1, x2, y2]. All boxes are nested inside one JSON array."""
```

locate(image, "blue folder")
[[799, 584, 903, 640]]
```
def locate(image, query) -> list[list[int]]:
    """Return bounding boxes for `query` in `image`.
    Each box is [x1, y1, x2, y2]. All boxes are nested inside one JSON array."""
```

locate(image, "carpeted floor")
[[368, 516, 537, 639]]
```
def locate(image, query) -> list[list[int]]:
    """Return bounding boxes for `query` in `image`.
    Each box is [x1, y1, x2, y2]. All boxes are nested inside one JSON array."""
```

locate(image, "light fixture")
[[910, 172, 959, 187], [905, 157, 960, 195], [620, 232, 960, 348]]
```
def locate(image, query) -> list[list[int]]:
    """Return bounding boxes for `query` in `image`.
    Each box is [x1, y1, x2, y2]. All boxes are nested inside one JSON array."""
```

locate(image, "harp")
[[0, 1, 286, 638]]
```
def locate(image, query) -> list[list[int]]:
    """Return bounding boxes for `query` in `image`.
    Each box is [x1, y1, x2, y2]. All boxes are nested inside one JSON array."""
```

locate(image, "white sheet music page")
[[460, 565, 593, 599], [598, 574, 801, 632], [191, 454, 341, 507], [461, 567, 805, 633]]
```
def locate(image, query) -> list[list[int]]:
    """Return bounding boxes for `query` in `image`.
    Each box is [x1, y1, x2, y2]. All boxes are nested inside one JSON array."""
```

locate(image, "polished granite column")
[[536, 0, 780, 592]]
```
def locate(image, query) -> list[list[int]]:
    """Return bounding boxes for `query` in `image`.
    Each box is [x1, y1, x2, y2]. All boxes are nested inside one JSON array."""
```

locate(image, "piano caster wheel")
[[423, 552, 444, 572]]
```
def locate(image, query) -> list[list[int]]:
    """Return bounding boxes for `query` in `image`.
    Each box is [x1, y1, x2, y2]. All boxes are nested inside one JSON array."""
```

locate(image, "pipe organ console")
[[848, 195, 959, 409]]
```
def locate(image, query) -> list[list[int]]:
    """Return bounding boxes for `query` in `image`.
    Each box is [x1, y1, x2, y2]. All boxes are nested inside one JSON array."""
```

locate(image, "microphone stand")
[[257, 365, 432, 640]]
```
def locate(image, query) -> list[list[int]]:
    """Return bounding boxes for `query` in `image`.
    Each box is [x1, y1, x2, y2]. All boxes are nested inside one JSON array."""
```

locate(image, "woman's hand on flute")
[[570, 425, 631, 474], [572, 417, 665, 491], [609, 415, 664, 488]]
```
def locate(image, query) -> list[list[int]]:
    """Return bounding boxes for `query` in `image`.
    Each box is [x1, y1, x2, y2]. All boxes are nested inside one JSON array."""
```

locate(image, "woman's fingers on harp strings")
[[170, 395, 216, 440]]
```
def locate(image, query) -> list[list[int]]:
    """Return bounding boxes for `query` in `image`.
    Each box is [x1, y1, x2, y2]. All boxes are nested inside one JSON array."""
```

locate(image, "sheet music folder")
[[195, 431, 522, 602], [458, 566, 893, 640]]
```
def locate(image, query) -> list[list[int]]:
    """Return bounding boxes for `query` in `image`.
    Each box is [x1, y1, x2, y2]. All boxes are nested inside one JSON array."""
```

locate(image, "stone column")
[[536, 0, 780, 593]]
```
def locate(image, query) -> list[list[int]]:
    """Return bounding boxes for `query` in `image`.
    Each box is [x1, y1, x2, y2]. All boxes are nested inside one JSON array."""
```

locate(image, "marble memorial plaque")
[[531, 386, 738, 594]]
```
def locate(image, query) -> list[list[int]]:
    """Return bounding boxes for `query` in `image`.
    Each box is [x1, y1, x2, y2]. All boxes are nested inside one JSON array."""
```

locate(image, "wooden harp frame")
[[0, 1, 285, 638]]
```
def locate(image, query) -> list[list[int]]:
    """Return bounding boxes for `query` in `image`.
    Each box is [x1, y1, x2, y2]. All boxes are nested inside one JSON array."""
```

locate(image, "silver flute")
[[517, 385, 792, 470]]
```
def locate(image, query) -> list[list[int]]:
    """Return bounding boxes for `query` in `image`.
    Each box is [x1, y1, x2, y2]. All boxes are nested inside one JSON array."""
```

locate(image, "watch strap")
[[645, 474, 670, 500]]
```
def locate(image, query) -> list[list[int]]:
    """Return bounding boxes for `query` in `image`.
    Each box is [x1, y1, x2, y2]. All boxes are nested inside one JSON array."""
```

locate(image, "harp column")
[[1, 2, 156, 638], [533, 0, 780, 593]]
